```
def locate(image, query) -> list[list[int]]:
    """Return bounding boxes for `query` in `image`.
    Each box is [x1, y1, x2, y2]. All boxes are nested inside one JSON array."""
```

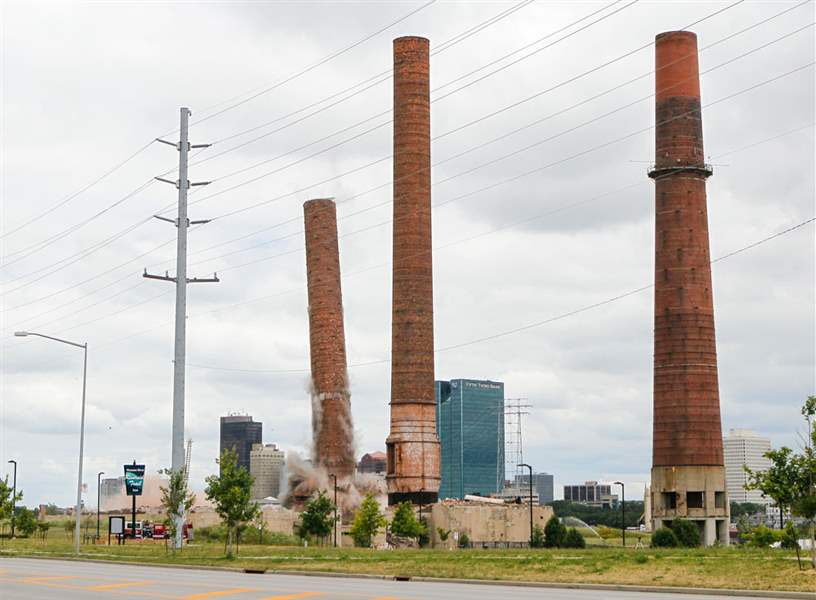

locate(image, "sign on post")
[[124, 464, 145, 496]]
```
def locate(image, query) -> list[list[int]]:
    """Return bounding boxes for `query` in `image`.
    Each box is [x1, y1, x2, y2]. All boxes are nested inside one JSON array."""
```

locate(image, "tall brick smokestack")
[[386, 36, 440, 505], [648, 31, 728, 546], [304, 198, 355, 481]]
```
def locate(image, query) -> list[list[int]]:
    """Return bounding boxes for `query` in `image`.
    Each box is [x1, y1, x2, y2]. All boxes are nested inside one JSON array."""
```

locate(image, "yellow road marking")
[[184, 589, 258, 599], [86, 580, 157, 591], [20, 575, 76, 583], [262, 594, 323, 600]]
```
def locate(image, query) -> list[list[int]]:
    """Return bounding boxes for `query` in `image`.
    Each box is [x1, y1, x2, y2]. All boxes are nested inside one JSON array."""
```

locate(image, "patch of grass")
[[0, 536, 812, 592]]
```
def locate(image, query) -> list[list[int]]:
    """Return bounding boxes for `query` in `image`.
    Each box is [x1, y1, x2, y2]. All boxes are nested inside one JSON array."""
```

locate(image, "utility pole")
[[144, 107, 217, 550]]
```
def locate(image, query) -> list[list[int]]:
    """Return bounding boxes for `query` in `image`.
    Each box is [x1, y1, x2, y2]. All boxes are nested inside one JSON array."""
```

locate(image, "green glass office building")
[[435, 379, 505, 500]]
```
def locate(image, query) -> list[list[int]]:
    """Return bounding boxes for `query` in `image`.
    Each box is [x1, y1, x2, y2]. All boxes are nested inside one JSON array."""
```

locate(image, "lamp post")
[[614, 481, 625, 547], [518, 463, 533, 547], [97, 471, 105, 541], [329, 473, 338, 547], [7, 460, 17, 538], [15, 331, 87, 555]]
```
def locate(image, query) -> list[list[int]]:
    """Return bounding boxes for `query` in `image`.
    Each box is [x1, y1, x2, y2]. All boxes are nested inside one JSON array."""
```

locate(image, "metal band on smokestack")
[[648, 31, 728, 545], [304, 198, 355, 481], [386, 36, 440, 505]]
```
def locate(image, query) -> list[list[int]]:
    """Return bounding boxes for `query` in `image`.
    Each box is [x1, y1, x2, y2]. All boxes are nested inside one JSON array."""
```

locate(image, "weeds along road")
[[0, 557, 780, 600]]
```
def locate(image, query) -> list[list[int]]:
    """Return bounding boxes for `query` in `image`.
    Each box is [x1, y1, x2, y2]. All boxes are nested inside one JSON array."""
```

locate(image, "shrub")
[[651, 527, 678, 548], [780, 521, 800, 550], [634, 553, 648, 564], [437, 527, 451, 542], [531, 524, 545, 548], [457, 532, 470, 548], [670, 519, 701, 548], [745, 525, 781, 548], [563, 527, 586, 548], [544, 516, 566, 548]]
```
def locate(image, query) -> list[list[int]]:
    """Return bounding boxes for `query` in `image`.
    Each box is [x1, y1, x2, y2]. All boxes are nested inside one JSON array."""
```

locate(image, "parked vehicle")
[[151, 523, 168, 540], [124, 521, 143, 538]]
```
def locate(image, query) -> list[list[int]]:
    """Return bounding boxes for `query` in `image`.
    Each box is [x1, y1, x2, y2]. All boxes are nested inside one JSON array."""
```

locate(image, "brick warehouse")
[[386, 36, 441, 505], [304, 198, 355, 480], [648, 31, 729, 545]]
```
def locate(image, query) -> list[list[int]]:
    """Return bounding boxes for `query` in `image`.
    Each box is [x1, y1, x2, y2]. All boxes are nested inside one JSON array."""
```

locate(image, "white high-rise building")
[[723, 429, 771, 504], [249, 443, 285, 501]]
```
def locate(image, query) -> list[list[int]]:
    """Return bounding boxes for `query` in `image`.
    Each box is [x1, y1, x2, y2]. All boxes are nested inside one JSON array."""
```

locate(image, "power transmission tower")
[[505, 398, 531, 486], [144, 107, 218, 549]]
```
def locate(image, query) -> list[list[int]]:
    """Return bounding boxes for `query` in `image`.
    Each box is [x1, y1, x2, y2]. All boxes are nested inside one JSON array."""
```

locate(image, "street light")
[[329, 473, 338, 548], [97, 471, 105, 541], [518, 463, 533, 547], [15, 331, 88, 555], [7, 460, 17, 538], [614, 481, 625, 547]]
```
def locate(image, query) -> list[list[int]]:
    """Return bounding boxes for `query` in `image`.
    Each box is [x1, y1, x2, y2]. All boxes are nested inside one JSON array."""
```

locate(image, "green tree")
[[457, 532, 470, 548], [160, 468, 196, 550], [15, 507, 37, 537], [745, 447, 798, 528], [349, 493, 385, 548], [563, 527, 587, 548], [0, 476, 23, 528], [651, 527, 678, 548], [671, 519, 701, 548], [543, 515, 566, 548], [531, 524, 545, 548], [295, 491, 334, 544], [389, 502, 425, 540], [204, 448, 260, 556], [794, 395, 816, 568]]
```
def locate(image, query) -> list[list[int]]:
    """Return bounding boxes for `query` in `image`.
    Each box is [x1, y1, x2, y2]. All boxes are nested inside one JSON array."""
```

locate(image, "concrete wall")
[[427, 502, 554, 548]]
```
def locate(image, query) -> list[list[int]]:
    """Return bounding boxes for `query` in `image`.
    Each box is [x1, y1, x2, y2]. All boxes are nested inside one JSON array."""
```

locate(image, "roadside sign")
[[124, 464, 145, 496]]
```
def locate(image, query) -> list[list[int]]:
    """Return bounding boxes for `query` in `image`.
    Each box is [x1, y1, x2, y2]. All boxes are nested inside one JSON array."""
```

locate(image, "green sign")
[[124, 464, 145, 496]]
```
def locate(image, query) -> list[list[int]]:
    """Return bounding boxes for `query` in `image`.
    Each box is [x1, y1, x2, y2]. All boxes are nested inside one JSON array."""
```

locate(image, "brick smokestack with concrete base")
[[648, 31, 729, 546], [304, 198, 355, 481], [386, 36, 441, 505]]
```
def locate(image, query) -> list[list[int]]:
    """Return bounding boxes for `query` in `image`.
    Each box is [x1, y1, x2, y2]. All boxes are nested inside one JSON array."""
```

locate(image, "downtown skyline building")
[[220, 415, 263, 472], [249, 443, 285, 500], [723, 429, 772, 504], [435, 378, 505, 500]]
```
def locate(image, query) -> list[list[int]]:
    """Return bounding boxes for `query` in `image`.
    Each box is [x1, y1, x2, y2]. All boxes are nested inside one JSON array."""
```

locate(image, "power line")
[[203, 0, 540, 147], [193, 0, 625, 165], [183, 0, 750, 221], [183, 217, 814, 374], [188, 0, 439, 128], [0, 0, 620, 279], [0, 3, 796, 321], [194, 44, 813, 275], [56, 120, 808, 361], [9, 17, 800, 324], [0, 139, 156, 240]]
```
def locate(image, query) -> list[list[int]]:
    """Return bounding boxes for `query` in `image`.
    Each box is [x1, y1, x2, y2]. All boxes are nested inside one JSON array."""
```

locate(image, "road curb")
[[2, 553, 811, 598]]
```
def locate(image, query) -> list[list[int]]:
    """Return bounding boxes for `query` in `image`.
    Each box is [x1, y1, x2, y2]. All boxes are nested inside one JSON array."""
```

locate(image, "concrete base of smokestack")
[[650, 466, 730, 546], [386, 403, 440, 505]]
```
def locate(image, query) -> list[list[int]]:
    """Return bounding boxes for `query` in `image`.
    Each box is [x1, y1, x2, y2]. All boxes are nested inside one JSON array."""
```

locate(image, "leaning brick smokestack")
[[304, 198, 355, 480], [386, 36, 440, 505], [648, 31, 729, 545]]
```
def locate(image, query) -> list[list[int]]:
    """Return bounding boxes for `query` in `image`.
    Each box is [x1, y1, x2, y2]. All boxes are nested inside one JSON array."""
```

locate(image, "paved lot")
[[0, 557, 769, 599]]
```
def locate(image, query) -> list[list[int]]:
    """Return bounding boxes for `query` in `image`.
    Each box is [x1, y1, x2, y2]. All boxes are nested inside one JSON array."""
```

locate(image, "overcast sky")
[[1, 0, 813, 508]]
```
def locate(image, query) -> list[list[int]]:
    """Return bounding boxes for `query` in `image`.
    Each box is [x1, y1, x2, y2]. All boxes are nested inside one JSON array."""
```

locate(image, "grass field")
[[1, 536, 814, 593]]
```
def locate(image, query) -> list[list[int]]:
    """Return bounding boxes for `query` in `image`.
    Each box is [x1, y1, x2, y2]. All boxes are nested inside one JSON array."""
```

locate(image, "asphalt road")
[[0, 557, 770, 600]]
